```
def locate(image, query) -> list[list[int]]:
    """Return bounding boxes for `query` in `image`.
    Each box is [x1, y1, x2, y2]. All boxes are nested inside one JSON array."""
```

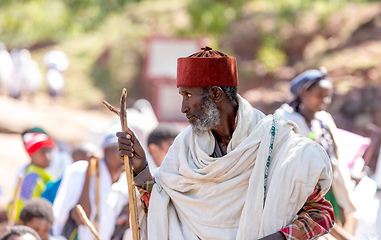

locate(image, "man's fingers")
[[116, 131, 132, 139], [118, 149, 134, 158], [116, 129, 134, 138], [118, 136, 133, 145]]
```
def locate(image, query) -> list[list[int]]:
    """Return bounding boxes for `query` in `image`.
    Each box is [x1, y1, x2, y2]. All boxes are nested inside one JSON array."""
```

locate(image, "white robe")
[[52, 159, 128, 240], [275, 103, 357, 213], [144, 96, 332, 240]]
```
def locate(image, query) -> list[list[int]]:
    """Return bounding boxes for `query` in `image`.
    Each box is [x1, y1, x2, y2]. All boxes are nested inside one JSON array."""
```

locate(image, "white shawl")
[[275, 103, 357, 213], [146, 96, 332, 240]]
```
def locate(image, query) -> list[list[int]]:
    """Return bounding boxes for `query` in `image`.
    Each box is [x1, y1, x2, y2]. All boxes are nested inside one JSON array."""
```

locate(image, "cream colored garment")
[[53, 160, 128, 240], [146, 96, 332, 240], [276, 103, 357, 213]]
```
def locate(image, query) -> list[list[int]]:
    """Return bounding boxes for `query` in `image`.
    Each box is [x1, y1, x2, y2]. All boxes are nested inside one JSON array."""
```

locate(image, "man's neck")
[[212, 106, 238, 156]]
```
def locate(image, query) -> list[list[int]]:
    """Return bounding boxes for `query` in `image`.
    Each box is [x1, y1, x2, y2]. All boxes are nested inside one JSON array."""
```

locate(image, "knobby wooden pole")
[[9, 175, 23, 227], [102, 88, 140, 240], [89, 157, 100, 232], [75, 204, 101, 240]]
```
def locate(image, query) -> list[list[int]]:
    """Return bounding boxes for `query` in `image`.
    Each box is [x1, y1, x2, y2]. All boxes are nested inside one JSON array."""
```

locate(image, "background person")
[[0, 42, 13, 95], [8, 132, 55, 222], [147, 123, 180, 170], [52, 132, 128, 240], [0, 225, 41, 240], [275, 68, 359, 239], [43, 47, 69, 98], [18, 198, 56, 240]]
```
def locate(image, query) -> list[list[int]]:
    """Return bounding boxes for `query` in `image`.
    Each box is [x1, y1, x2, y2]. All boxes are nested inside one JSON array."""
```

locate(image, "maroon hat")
[[177, 46, 238, 87]]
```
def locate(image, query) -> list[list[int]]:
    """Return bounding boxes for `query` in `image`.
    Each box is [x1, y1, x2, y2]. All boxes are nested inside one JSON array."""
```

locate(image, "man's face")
[[179, 86, 220, 135], [23, 217, 52, 240]]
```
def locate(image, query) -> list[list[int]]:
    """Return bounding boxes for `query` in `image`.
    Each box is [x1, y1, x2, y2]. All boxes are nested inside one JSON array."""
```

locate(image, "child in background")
[[0, 225, 41, 240], [8, 132, 55, 222], [18, 198, 56, 240]]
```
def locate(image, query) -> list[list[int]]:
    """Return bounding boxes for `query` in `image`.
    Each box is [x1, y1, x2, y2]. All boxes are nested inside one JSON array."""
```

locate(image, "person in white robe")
[[117, 47, 334, 240], [275, 68, 360, 239], [0, 42, 13, 94], [52, 132, 128, 240]]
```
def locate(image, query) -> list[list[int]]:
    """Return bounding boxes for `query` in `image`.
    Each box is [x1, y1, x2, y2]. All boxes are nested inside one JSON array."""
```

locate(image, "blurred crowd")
[[0, 47, 380, 240], [0, 97, 181, 240], [0, 42, 69, 100]]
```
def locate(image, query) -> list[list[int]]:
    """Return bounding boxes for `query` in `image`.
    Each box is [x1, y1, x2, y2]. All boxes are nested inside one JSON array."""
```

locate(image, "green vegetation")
[[0, 0, 378, 107]]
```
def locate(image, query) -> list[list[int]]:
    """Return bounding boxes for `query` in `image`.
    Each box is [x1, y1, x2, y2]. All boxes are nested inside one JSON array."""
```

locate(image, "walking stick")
[[89, 157, 100, 232], [102, 88, 140, 240], [75, 204, 101, 240], [8, 174, 23, 227]]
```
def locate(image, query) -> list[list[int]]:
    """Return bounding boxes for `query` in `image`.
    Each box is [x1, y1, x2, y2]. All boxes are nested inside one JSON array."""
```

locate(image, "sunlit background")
[[1, 0, 381, 238]]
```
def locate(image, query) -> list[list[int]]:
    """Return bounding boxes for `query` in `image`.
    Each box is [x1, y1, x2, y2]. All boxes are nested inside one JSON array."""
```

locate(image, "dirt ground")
[[0, 93, 112, 208]]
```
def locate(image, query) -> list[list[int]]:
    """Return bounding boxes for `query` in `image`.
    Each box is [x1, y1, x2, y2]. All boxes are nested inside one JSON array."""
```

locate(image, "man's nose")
[[181, 101, 189, 113]]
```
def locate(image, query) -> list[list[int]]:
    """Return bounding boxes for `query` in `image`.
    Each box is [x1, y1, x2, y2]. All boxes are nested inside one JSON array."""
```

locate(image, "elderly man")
[[117, 47, 334, 240]]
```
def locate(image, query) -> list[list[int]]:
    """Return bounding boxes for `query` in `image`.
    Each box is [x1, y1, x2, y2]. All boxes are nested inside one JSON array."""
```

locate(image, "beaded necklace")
[[263, 116, 277, 207]]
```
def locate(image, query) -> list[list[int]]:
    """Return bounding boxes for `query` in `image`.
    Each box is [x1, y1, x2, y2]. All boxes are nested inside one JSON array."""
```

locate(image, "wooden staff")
[[8, 174, 23, 227], [75, 204, 101, 240], [89, 157, 100, 232], [102, 88, 140, 240]]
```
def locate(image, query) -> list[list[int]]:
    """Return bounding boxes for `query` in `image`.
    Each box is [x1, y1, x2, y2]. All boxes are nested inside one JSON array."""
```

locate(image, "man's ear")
[[210, 86, 223, 103]]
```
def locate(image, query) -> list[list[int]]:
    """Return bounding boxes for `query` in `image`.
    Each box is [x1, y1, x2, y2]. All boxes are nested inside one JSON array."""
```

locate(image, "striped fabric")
[[280, 187, 335, 239]]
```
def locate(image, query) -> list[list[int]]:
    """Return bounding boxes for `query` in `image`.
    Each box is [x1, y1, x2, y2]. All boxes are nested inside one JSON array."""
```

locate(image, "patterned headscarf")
[[288, 68, 329, 111]]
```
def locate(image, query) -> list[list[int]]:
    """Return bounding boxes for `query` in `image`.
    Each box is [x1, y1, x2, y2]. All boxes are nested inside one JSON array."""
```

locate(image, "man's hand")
[[259, 232, 287, 240], [117, 129, 147, 175]]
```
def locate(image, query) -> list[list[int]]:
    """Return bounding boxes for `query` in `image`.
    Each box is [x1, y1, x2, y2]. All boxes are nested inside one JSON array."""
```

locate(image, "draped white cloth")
[[276, 103, 357, 213], [145, 96, 332, 240], [52, 159, 128, 240]]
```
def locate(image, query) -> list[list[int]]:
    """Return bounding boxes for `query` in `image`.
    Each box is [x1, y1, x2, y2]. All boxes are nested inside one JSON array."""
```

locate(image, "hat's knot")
[[201, 46, 213, 51], [188, 46, 228, 58]]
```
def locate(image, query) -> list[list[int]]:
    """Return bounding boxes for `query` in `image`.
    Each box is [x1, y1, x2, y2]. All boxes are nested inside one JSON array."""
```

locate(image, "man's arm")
[[279, 187, 335, 240], [134, 164, 154, 213]]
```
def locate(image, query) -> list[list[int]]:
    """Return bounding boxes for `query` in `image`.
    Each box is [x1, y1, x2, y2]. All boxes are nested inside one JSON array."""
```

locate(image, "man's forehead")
[[178, 86, 205, 94]]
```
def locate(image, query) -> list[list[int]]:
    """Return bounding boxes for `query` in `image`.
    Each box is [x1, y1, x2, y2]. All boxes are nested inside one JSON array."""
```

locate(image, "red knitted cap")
[[177, 46, 238, 87], [23, 132, 54, 155]]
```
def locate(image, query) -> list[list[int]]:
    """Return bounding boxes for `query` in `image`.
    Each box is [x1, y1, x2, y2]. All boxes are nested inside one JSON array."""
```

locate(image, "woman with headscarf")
[[276, 68, 357, 239]]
